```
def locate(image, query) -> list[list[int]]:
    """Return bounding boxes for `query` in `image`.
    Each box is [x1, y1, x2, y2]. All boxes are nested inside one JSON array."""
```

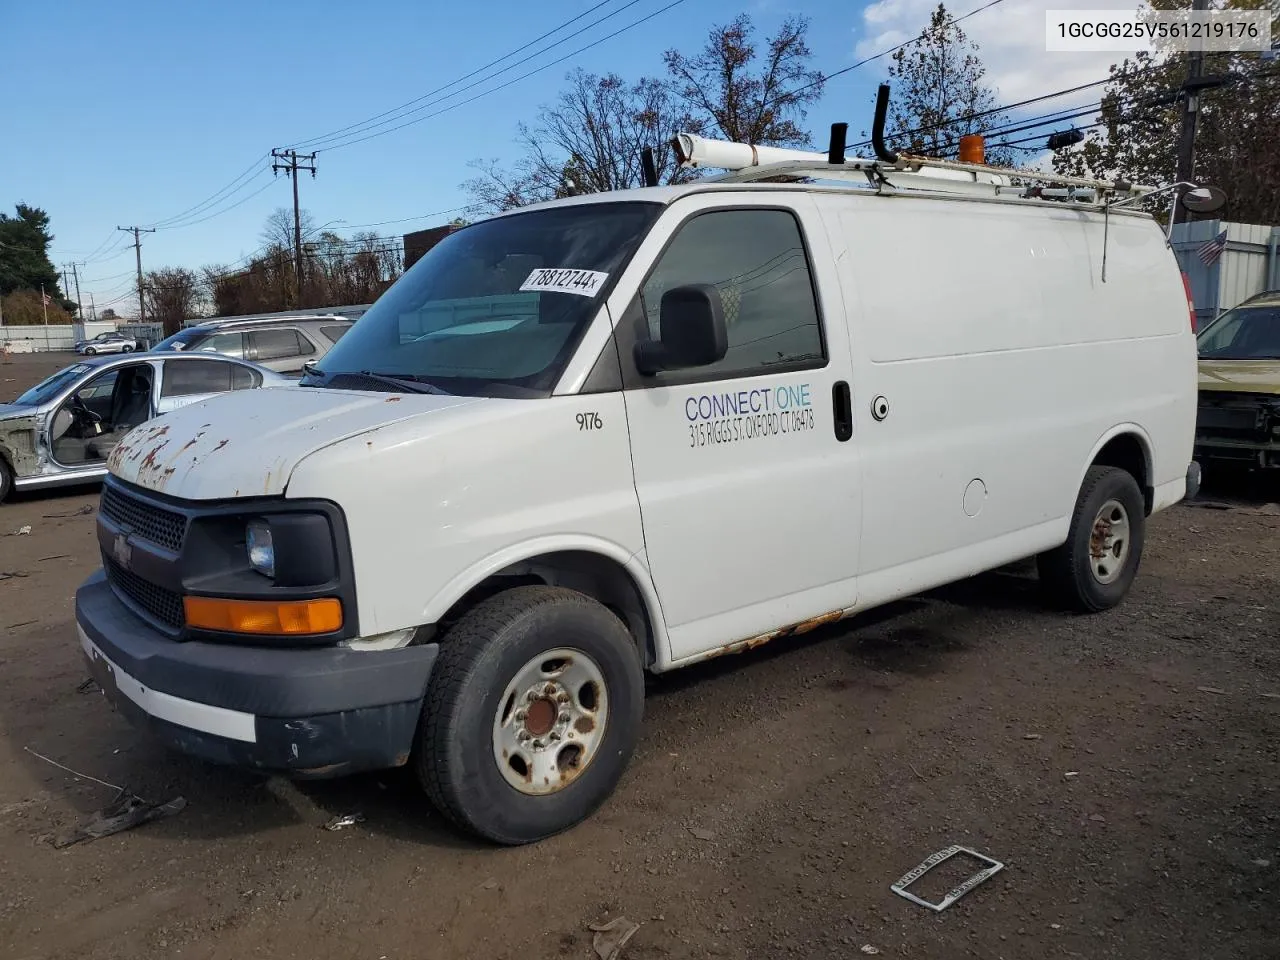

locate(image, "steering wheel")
[[71, 394, 104, 428]]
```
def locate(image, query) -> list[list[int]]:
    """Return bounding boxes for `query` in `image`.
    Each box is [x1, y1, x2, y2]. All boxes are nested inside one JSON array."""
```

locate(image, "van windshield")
[[151, 328, 208, 351], [306, 201, 661, 397], [1197, 304, 1280, 360]]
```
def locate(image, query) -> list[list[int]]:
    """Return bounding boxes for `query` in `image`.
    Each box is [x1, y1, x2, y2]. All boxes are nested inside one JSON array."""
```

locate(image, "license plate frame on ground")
[[890, 845, 1005, 912]]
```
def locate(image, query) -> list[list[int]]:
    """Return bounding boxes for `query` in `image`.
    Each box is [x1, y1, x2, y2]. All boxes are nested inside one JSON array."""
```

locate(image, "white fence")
[[0, 325, 77, 353]]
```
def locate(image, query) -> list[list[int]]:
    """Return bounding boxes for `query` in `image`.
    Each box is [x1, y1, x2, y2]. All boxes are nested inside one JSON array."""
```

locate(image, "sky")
[[1, 0, 1138, 318]]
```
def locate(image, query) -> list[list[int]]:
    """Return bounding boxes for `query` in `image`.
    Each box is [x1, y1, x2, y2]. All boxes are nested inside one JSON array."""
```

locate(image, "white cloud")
[[853, 0, 1152, 110]]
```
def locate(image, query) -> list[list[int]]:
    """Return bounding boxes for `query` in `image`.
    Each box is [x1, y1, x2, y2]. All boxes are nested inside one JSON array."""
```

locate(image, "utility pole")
[[117, 225, 155, 322], [89, 292, 97, 321], [70, 262, 84, 322], [271, 148, 317, 306], [1173, 0, 1211, 224]]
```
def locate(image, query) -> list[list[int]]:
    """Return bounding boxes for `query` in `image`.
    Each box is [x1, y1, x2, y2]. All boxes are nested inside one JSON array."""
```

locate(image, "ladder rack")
[[670, 131, 1153, 207], [667, 83, 1157, 209]]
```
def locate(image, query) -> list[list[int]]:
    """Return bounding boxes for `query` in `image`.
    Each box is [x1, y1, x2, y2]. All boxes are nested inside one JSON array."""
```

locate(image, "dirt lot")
[[2, 350, 1278, 960]]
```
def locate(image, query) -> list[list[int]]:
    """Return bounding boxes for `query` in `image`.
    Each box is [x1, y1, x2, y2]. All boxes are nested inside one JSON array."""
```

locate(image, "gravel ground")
[[1, 350, 1278, 960]]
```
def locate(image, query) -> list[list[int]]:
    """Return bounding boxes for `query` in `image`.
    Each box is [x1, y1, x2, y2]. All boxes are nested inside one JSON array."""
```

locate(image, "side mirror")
[[302, 359, 320, 377], [633, 283, 729, 375]]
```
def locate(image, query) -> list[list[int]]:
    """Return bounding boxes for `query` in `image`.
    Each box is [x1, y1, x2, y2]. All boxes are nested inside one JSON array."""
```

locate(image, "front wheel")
[[415, 586, 644, 845], [84, 347, 96, 355], [0, 459, 13, 504], [1037, 465, 1146, 612]]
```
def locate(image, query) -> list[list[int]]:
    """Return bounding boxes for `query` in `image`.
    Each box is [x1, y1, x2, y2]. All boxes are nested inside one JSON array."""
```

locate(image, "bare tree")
[[663, 14, 824, 147], [464, 70, 699, 213], [260, 207, 316, 251], [142, 267, 205, 335], [879, 3, 1013, 166]]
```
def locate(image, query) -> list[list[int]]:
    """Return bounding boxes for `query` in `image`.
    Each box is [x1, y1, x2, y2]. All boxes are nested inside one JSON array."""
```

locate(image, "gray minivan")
[[151, 314, 354, 375]]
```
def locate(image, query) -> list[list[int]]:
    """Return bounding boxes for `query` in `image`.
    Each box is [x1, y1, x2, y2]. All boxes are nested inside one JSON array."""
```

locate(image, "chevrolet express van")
[[74, 135, 1199, 845]]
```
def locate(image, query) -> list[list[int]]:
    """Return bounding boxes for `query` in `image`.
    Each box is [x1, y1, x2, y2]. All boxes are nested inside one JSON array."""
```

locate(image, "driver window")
[[634, 209, 825, 381], [51, 365, 153, 465]]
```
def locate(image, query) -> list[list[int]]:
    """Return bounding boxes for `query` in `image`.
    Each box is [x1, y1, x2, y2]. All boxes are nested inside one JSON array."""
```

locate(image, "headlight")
[[246, 520, 275, 578]]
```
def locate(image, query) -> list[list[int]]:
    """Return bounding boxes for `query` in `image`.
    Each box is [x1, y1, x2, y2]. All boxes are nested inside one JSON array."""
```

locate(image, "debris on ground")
[[14, 525, 31, 536], [54, 794, 187, 848], [688, 826, 716, 841], [75, 677, 99, 694], [322, 813, 366, 831], [1089, 814, 1107, 823], [42, 505, 94, 519], [589, 916, 641, 960], [891, 845, 1005, 912], [860, 945, 881, 955], [1253, 859, 1272, 868], [1197, 686, 1227, 695], [0, 571, 30, 582], [480, 878, 499, 890], [1023, 734, 1042, 740], [1064, 771, 1080, 778]]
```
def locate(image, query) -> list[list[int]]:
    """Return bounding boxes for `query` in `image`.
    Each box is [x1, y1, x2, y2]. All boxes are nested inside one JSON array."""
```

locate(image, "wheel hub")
[[1088, 498, 1130, 585], [492, 648, 607, 796]]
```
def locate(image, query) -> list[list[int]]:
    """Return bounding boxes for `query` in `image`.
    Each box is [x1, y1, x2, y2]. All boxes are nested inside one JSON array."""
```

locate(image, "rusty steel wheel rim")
[[1088, 498, 1131, 585], [491, 647, 608, 796]]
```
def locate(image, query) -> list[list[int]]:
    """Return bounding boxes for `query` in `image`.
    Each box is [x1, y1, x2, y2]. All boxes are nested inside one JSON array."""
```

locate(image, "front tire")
[[0, 459, 13, 504], [84, 347, 96, 355], [416, 586, 644, 845], [1037, 465, 1146, 612]]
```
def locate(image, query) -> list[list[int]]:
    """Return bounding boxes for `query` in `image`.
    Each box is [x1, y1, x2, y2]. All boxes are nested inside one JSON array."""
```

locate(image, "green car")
[[1196, 290, 1280, 470]]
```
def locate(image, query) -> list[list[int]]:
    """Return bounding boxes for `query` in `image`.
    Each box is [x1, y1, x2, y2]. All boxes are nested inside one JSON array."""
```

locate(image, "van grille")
[[100, 485, 187, 552], [104, 555, 185, 632]]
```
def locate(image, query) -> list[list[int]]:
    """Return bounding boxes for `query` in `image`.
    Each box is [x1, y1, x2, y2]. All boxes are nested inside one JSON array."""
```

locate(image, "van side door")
[[613, 194, 861, 663]]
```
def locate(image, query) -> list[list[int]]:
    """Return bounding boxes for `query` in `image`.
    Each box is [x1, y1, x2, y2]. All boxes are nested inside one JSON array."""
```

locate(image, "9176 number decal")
[[577, 412, 603, 431]]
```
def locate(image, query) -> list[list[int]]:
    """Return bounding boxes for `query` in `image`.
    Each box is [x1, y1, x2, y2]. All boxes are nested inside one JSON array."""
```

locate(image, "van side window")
[[634, 209, 824, 381]]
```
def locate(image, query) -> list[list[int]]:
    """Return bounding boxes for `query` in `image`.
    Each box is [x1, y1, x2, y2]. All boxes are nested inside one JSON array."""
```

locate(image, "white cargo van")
[[74, 101, 1200, 845]]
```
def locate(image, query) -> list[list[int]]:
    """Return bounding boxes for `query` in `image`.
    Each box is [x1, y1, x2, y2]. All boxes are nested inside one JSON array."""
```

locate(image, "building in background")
[[403, 223, 464, 270]]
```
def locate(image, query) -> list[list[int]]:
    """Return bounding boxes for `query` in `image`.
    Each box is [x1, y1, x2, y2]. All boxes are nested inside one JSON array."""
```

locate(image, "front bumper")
[[75, 571, 437, 778]]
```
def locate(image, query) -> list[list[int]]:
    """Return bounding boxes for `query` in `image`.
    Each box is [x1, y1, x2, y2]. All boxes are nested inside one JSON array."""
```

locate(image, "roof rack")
[[669, 83, 1157, 208]]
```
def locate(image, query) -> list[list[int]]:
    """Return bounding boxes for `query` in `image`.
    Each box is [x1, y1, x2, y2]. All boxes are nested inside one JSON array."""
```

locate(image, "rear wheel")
[[415, 586, 644, 845], [1037, 465, 1145, 612], [120, 345, 132, 353]]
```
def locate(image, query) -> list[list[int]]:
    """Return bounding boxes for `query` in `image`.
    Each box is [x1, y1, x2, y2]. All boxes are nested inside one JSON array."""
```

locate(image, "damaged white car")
[[0, 352, 287, 503]]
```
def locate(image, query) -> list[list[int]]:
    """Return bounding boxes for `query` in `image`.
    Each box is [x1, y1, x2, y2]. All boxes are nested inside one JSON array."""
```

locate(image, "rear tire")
[[1037, 465, 1145, 612], [120, 345, 132, 353], [415, 585, 644, 845]]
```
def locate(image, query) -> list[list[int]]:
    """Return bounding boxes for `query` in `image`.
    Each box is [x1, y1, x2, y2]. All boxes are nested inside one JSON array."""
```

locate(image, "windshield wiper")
[[357, 371, 452, 395]]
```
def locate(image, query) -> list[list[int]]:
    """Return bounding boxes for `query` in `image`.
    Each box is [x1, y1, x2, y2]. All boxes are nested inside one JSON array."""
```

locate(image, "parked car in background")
[[1194, 289, 1280, 470], [0, 352, 289, 502], [75, 331, 140, 355], [150, 314, 355, 375]]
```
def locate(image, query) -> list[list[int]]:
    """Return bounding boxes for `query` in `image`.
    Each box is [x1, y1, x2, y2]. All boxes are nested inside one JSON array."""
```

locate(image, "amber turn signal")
[[184, 596, 343, 635]]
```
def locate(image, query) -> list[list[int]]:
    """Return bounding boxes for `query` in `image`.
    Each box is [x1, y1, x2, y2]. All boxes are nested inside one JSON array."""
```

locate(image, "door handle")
[[832, 381, 853, 442]]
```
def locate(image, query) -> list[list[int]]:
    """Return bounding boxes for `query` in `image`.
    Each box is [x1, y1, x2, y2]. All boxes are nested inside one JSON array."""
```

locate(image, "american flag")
[[1196, 230, 1229, 266], [40, 291, 51, 306]]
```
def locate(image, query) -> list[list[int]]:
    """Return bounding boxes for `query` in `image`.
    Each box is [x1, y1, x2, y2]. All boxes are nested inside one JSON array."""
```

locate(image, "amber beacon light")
[[958, 135, 985, 165]]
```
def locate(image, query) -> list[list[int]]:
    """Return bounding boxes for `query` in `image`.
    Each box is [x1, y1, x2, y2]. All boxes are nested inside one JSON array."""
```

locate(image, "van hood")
[[1198, 359, 1280, 395], [107, 386, 481, 500]]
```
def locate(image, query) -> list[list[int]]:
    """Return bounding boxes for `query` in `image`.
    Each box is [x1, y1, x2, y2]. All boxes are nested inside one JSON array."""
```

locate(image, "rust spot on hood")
[[384, 396, 401, 403], [213, 439, 230, 452]]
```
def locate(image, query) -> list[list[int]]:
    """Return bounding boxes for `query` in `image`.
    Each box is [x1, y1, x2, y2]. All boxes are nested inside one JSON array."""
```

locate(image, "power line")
[[287, 0, 630, 152], [146, 154, 271, 229], [153, 177, 278, 231], [769, 0, 1006, 115], [318, 0, 690, 153]]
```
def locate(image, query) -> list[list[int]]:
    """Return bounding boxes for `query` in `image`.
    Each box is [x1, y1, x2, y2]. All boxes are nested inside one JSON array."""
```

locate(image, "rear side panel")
[[818, 194, 1194, 602]]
